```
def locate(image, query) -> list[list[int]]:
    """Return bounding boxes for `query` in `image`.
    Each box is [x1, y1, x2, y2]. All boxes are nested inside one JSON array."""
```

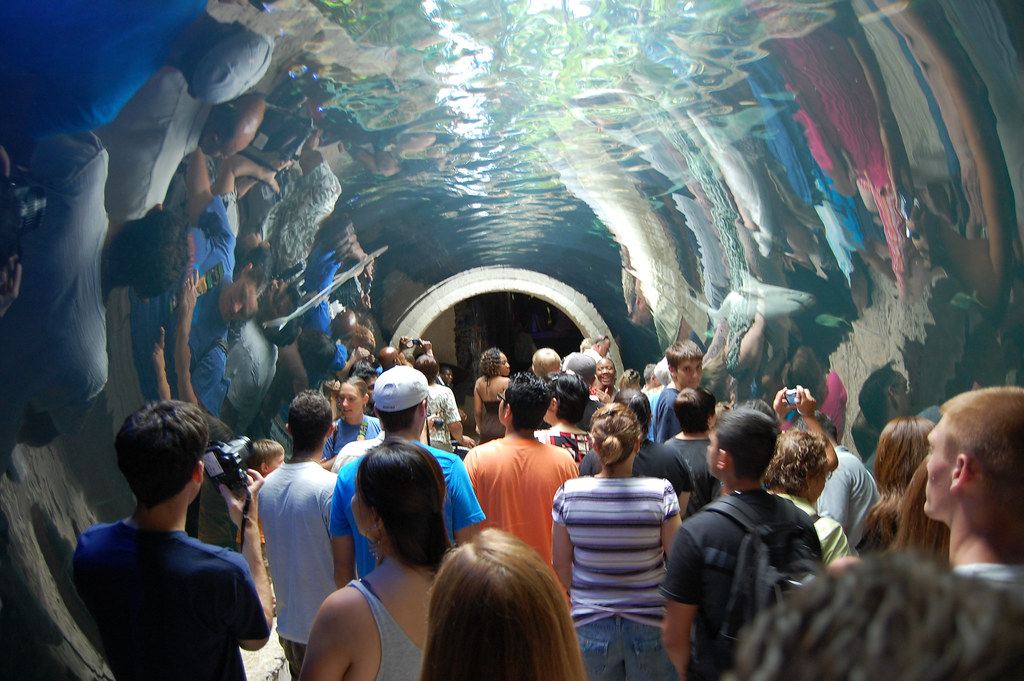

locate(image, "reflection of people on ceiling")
[[129, 148, 277, 415], [255, 132, 344, 275], [0, 135, 186, 460], [0, 0, 211, 163], [98, 28, 273, 223]]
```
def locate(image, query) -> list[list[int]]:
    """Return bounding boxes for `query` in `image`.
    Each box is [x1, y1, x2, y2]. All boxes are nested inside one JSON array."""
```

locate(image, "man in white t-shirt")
[[924, 387, 1024, 591], [258, 390, 336, 677]]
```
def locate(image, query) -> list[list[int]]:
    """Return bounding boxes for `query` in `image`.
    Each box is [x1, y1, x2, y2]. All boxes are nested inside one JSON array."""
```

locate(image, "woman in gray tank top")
[[300, 440, 451, 681]]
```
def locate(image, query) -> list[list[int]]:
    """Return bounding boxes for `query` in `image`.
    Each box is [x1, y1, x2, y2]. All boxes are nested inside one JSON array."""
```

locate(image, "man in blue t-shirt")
[[73, 400, 273, 681], [131, 148, 275, 414], [329, 366, 485, 585]]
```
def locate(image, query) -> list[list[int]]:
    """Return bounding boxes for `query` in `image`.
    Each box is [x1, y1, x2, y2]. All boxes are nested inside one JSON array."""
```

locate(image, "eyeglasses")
[[497, 392, 505, 403]]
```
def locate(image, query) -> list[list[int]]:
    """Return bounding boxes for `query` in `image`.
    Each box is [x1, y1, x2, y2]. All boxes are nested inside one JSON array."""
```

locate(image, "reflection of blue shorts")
[[576, 615, 679, 681]]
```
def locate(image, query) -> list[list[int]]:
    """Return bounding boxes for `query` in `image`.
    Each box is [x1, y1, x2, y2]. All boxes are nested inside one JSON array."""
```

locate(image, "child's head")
[[665, 340, 704, 390], [248, 438, 285, 477]]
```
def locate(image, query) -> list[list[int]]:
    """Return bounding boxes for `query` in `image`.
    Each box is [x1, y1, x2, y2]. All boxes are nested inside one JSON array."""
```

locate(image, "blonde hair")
[[248, 438, 285, 472], [421, 530, 586, 681], [590, 402, 642, 467]]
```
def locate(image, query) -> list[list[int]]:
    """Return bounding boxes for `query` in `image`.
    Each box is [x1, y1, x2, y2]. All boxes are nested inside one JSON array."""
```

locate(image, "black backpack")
[[704, 495, 820, 644]]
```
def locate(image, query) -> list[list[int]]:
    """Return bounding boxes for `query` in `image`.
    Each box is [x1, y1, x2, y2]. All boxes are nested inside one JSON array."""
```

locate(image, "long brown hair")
[[862, 417, 933, 551], [420, 530, 586, 681], [891, 460, 949, 560]]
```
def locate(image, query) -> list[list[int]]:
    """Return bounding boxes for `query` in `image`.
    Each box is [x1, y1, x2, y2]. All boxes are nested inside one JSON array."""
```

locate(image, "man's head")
[[859, 364, 910, 428], [439, 365, 455, 386], [666, 340, 704, 390], [501, 372, 551, 433], [287, 390, 333, 456], [710, 407, 780, 483], [116, 401, 208, 508], [374, 366, 430, 435], [653, 358, 671, 389], [415, 354, 440, 385], [257, 278, 298, 323], [561, 352, 597, 387], [218, 264, 267, 323], [199, 94, 266, 158], [532, 348, 561, 377], [643, 363, 659, 389], [351, 360, 377, 391], [497, 368, 552, 432], [297, 328, 337, 383], [106, 210, 188, 298], [591, 335, 611, 358], [674, 386, 716, 435], [924, 387, 1024, 530], [546, 371, 590, 425], [378, 346, 400, 371]]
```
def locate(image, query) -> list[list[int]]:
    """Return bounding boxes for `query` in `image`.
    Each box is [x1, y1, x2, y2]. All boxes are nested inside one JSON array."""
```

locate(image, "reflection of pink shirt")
[[820, 371, 848, 439], [780, 371, 847, 438], [773, 30, 907, 287]]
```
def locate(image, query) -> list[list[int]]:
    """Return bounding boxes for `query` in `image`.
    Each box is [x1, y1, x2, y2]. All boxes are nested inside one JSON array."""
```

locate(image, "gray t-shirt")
[[817, 446, 879, 548], [258, 461, 336, 644], [224, 320, 278, 434]]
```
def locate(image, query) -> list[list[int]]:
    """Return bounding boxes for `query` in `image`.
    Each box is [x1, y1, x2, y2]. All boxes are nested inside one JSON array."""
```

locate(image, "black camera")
[[202, 437, 252, 493]]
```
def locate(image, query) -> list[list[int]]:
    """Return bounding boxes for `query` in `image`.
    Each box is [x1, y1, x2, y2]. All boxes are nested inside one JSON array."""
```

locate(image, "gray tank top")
[[348, 579, 423, 681]]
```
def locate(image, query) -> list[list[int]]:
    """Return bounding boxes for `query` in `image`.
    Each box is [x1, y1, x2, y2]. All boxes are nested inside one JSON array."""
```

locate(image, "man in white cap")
[[98, 30, 274, 223], [328, 366, 485, 586]]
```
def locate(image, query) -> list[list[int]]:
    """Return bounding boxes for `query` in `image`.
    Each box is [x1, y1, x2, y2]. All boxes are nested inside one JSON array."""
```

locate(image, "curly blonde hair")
[[764, 430, 828, 497]]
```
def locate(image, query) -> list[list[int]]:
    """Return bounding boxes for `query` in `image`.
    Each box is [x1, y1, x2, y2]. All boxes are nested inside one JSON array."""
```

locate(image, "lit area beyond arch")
[[391, 267, 623, 371]]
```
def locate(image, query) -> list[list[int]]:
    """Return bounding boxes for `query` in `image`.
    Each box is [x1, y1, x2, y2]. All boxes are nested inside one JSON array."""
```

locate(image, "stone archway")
[[391, 266, 622, 371]]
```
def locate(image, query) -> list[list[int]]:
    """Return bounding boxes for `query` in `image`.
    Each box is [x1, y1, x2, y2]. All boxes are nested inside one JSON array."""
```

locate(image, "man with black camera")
[[73, 400, 273, 681]]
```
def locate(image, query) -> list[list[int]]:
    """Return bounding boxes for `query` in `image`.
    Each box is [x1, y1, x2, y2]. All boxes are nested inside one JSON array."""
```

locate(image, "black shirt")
[[579, 439, 693, 497], [661, 437, 720, 518], [660, 490, 821, 681]]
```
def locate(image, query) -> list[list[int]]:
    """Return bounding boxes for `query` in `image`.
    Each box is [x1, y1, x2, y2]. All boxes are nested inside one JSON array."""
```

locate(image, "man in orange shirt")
[[464, 372, 578, 565]]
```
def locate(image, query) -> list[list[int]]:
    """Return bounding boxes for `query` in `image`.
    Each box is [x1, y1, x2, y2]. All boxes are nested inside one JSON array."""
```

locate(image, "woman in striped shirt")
[[553, 403, 682, 681]]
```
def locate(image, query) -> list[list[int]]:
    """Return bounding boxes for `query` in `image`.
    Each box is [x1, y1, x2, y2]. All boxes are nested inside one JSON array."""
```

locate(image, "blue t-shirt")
[[0, 0, 207, 148], [301, 244, 340, 334], [329, 443, 486, 577], [73, 520, 268, 681], [651, 387, 681, 443], [322, 416, 382, 461], [129, 196, 235, 408]]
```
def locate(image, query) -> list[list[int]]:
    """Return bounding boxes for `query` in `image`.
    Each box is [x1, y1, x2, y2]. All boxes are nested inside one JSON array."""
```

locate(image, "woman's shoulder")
[[313, 583, 378, 644]]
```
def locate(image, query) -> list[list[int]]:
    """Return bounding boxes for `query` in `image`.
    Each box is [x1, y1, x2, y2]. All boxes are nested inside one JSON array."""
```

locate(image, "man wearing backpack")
[[661, 408, 821, 681]]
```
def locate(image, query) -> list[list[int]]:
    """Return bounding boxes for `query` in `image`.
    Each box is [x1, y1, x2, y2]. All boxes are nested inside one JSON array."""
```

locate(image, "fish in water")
[[815, 313, 852, 329], [949, 291, 986, 310]]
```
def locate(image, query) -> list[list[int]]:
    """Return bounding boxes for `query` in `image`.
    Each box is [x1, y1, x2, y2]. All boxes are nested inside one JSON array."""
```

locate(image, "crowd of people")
[[69, 326, 1024, 681]]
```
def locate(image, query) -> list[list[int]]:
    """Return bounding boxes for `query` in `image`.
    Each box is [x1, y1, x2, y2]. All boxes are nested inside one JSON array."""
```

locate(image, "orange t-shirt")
[[464, 437, 578, 565]]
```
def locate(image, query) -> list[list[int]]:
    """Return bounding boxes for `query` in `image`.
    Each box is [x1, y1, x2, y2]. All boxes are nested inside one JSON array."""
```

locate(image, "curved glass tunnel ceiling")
[[1, 0, 1024, 673]]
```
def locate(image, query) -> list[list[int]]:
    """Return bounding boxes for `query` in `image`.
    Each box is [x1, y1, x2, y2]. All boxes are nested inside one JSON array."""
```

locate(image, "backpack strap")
[[706, 493, 803, 532], [704, 494, 764, 533]]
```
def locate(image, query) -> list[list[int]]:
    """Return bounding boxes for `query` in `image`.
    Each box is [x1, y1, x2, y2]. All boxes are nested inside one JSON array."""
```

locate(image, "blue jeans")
[[576, 615, 680, 681]]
